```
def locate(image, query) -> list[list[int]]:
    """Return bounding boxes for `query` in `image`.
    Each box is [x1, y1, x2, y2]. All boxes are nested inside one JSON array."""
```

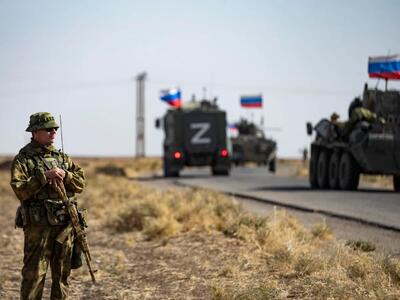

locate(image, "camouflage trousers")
[[21, 223, 74, 300]]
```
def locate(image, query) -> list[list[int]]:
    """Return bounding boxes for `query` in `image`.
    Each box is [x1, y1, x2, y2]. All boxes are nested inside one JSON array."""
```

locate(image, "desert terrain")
[[1, 157, 399, 299]]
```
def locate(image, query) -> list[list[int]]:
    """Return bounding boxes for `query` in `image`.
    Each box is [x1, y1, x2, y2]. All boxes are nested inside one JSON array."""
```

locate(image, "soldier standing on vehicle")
[[348, 97, 362, 118], [10, 112, 86, 300], [329, 112, 346, 137], [343, 107, 386, 137]]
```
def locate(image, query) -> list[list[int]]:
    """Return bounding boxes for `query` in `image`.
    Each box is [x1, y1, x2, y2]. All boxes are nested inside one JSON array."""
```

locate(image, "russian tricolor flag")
[[368, 55, 400, 80], [160, 88, 182, 107], [240, 95, 263, 108], [228, 123, 238, 131]]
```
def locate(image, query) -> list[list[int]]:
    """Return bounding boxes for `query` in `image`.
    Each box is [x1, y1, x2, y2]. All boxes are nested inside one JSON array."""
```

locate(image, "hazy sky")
[[1, 0, 400, 158]]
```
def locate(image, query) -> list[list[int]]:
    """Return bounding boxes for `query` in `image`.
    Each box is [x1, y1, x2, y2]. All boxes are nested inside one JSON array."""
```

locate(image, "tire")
[[212, 167, 230, 176], [317, 150, 330, 189], [233, 146, 244, 166], [221, 169, 230, 176], [328, 152, 340, 189], [269, 158, 276, 173], [338, 152, 360, 190], [164, 158, 179, 177], [394, 175, 400, 192], [163, 158, 170, 177], [309, 151, 319, 188]]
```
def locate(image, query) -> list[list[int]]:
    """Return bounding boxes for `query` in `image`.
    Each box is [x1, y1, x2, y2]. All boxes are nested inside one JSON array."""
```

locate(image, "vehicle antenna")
[[59, 115, 64, 152]]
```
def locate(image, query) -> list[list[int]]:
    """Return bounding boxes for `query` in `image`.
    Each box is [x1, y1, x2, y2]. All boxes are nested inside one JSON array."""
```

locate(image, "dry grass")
[[280, 159, 309, 178], [361, 174, 393, 189], [77, 156, 162, 178], [346, 239, 377, 252], [0, 157, 399, 299]]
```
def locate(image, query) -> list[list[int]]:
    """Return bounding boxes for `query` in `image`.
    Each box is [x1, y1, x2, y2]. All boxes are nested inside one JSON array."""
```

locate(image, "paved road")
[[166, 166, 400, 230]]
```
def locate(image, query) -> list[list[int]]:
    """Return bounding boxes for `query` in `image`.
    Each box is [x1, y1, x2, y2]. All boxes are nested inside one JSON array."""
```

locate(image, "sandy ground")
[[0, 159, 246, 299], [1, 157, 400, 299]]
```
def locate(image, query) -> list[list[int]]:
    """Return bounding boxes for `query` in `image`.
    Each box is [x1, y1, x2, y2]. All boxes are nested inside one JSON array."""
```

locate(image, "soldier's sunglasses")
[[45, 127, 58, 132]]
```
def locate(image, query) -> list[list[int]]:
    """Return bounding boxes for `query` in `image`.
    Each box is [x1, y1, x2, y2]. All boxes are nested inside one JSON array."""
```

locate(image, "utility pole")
[[136, 72, 147, 157]]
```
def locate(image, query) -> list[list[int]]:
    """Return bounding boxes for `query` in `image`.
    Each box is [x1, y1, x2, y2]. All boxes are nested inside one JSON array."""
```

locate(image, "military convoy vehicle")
[[230, 119, 277, 172], [306, 83, 400, 191], [156, 99, 230, 177]]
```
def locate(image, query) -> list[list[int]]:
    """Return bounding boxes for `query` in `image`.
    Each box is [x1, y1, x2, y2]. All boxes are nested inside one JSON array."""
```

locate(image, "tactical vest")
[[22, 150, 76, 201]]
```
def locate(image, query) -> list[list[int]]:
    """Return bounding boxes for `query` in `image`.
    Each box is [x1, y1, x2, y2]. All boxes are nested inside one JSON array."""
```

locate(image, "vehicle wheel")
[[317, 150, 329, 189], [221, 169, 230, 176], [328, 152, 340, 189], [309, 151, 319, 188], [163, 158, 170, 177], [212, 167, 230, 176], [269, 158, 276, 173], [164, 158, 179, 177], [394, 175, 400, 192], [338, 152, 359, 190]]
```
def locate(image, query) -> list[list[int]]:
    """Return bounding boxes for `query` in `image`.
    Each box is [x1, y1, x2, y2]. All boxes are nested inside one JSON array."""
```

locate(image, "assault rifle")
[[57, 115, 95, 282], [54, 180, 96, 284]]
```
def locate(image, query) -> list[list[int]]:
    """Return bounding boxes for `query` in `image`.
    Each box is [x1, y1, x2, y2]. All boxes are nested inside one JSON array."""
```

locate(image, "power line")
[[147, 78, 355, 96], [0, 76, 359, 98], [0, 78, 132, 98]]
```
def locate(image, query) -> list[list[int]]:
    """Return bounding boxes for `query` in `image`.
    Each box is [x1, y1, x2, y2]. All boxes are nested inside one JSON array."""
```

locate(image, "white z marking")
[[190, 123, 211, 144]]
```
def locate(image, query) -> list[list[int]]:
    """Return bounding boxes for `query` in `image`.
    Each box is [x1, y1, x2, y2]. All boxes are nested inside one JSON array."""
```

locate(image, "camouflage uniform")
[[350, 107, 380, 124], [343, 107, 385, 135], [10, 113, 86, 300], [329, 112, 346, 137]]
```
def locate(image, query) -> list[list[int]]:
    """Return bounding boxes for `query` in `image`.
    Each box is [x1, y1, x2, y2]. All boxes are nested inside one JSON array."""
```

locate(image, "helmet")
[[348, 97, 362, 118], [330, 112, 340, 121], [26, 112, 59, 132]]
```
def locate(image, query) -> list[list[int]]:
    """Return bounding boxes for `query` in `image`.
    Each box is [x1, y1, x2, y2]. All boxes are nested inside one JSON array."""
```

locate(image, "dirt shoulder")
[[141, 176, 400, 255], [140, 159, 400, 254], [1, 158, 400, 299]]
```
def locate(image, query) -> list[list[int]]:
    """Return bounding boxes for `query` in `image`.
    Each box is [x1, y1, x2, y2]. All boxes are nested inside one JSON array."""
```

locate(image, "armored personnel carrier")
[[156, 99, 230, 177], [230, 119, 277, 172], [306, 83, 400, 191]]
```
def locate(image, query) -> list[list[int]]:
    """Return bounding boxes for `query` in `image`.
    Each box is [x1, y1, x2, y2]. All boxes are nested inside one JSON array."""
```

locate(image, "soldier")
[[348, 97, 362, 118], [344, 107, 386, 135], [302, 147, 308, 163], [329, 112, 345, 138], [349, 107, 385, 124], [330, 112, 340, 123], [10, 112, 86, 300]]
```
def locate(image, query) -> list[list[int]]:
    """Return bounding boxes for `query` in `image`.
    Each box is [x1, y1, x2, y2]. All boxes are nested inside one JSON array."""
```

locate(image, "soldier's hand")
[[45, 168, 66, 181], [47, 177, 62, 186], [48, 178, 59, 186]]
